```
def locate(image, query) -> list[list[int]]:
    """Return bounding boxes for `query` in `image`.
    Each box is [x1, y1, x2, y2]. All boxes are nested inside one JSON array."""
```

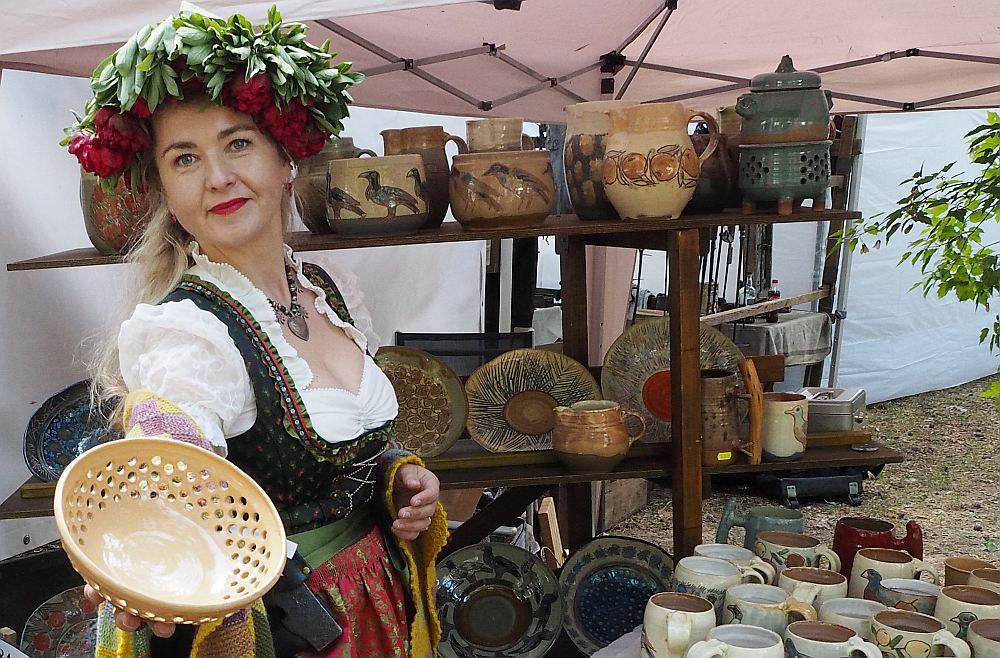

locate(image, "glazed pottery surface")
[[694, 543, 777, 585], [701, 369, 744, 466], [295, 137, 376, 232], [933, 585, 1000, 639], [778, 567, 848, 609], [970, 619, 1000, 658], [871, 610, 971, 658], [381, 125, 468, 229], [80, 171, 148, 255], [833, 517, 924, 578], [563, 100, 639, 220], [552, 400, 646, 473], [641, 592, 717, 658], [875, 578, 941, 616], [817, 598, 886, 640], [327, 154, 428, 235], [466, 117, 532, 152], [686, 625, 785, 658], [738, 141, 831, 216], [722, 583, 816, 635], [687, 133, 740, 213], [716, 499, 804, 550], [970, 568, 1000, 594], [672, 556, 765, 620], [849, 548, 939, 599], [761, 393, 808, 462], [449, 150, 554, 228], [736, 56, 833, 145], [754, 531, 840, 577], [784, 620, 882, 658], [945, 556, 996, 586], [604, 102, 719, 220]]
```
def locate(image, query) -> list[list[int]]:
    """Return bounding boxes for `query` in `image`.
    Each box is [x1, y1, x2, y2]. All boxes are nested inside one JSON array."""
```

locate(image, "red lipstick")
[[209, 198, 248, 215]]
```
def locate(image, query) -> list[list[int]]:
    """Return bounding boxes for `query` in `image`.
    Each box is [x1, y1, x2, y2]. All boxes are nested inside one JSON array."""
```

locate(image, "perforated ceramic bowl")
[[54, 438, 286, 624]]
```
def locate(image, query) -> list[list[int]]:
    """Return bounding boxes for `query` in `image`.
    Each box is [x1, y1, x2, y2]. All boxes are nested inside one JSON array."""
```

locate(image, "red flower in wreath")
[[224, 71, 274, 115]]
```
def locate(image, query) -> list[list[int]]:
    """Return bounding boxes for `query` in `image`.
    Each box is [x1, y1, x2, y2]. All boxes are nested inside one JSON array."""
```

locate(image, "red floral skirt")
[[303, 524, 410, 657]]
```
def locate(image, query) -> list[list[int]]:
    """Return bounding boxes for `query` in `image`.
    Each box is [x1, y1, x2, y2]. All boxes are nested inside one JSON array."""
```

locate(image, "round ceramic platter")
[[20, 586, 99, 658], [436, 542, 563, 658], [23, 380, 122, 482], [374, 346, 468, 458], [465, 348, 602, 452], [601, 317, 744, 443], [559, 536, 674, 655]]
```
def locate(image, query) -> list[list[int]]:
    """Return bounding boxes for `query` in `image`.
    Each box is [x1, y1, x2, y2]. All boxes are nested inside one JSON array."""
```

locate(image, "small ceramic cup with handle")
[[817, 598, 886, 641], [753, 531, 841, 577], [933, 584, 1000, 639], [722, 583, 816, 635], [970, 568, 1000, 595], [849, 548, 939, 599], [672, 556, 766, 620], [685, 624, 785, 658], [969, 619, 1000, 658], [641, 592, 718, 658], [875, 578, 941, 616], [944, 556, 995, 586], [778, 567, 849, 609], [784, 620, 883, 658], [871, 609, 971, 658], [694, 543, 777, 585]]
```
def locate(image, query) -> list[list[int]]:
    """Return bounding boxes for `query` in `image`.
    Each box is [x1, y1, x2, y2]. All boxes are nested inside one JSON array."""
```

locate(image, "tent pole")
[[615, 3, 676, 100], [827, 114, 868, 387], [625, 60, 747, 83], [616, 3, 671, 53], [915, 83, 1000, 108]]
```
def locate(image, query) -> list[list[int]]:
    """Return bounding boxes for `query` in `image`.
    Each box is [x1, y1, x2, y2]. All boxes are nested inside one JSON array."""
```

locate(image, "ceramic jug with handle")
[[833, 517, 924, 578], [552, 400, 646, 473], [716, 499, 804, 550], [381, 125, 468, 229]]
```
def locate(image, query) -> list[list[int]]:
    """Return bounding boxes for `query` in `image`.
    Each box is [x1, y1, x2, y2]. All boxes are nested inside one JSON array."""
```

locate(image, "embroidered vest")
[[163, 262, 394, 533]]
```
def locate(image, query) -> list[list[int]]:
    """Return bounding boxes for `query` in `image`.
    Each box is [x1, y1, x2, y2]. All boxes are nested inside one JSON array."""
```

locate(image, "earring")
[[169, 213, 177, 223], [285, 181, 293, 191]]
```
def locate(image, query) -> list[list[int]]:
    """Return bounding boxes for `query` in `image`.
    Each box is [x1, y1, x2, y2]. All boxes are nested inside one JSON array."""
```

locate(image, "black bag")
[[263, 552, 343, 658]]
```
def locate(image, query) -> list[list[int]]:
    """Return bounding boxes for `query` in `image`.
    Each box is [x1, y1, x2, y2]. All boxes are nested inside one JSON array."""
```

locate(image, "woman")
[[68, 8, 447, 658]]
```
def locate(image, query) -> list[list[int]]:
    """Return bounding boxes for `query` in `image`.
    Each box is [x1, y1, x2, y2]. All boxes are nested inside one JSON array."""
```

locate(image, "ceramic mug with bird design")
[[449, 150, 555, 228], [871, 609, 971, 658], [849, 548, 939, 599], [784, 621, 882, 658], [672, 556, 766, 621], [754, 531, 841, 579], [875, 578, 941, 617], [969, 619, 1000, 658], [722, 583, 816, 635], [932, 585, 1000, 640], [326, 154, 429, 235], [641, 592, 717, 658], [760, 392, 808, 462]]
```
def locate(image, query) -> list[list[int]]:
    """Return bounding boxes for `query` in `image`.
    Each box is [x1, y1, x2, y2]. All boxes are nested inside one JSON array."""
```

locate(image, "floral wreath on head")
[[62, 4, 364, 190]]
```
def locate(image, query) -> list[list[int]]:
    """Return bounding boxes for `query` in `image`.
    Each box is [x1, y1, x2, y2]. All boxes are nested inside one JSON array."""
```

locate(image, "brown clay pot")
[[563, 100, 639, 220], [552, 400, 646, 473], [295, 137, 376, 233], [382, 126, 468, 229], [449, 150, 555, 229], [80, 172, 148, 255]]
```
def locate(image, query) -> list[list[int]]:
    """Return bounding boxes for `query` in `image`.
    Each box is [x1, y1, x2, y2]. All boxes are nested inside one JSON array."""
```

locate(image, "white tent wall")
[[0, 70, 484, 559]]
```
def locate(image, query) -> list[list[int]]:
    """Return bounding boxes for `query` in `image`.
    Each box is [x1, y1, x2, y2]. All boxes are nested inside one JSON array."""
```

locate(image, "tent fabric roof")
[[4, 0, 1000, 122]]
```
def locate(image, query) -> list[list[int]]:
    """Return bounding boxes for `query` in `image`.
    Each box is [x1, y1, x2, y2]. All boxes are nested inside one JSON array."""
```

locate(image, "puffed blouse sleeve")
[[118, 299, 256, 455]]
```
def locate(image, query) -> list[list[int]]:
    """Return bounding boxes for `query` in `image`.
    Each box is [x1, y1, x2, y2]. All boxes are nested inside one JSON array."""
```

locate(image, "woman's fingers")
[[150, 621, 177, 638], [115, 610, 141, 632], [83, 584, 103, 605], [90, 584, 175, 637]]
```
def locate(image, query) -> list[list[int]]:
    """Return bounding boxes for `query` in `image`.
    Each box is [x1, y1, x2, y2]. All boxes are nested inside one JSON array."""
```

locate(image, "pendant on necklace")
[[288, 315, 310, 341]]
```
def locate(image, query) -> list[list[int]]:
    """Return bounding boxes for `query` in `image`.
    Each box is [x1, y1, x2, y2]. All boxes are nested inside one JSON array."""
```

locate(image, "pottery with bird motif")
[[783, 621, 882, 658], [871, 610, 971, 658], [934, 585, 1000, 640], [449, 150, 555, 228], [382, 126, 468, 229], [761, 393, 808, 462], [849, 549, 939, 599], [295, 137, 376, 233], [327, 154, 428, 235]]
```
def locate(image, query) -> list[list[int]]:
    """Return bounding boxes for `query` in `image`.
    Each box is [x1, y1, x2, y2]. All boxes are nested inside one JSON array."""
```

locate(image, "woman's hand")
[[83, 585, 176, 638], [391, 463, 440, 541]]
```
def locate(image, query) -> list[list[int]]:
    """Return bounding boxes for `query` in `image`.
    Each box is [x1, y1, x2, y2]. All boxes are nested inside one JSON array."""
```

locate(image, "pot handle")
[[737, 358, 764, 465], [621, 410, 648, 445], [446, 133, 469, 154], [689, 112, 720, 164], [356, 148, 378, 158]]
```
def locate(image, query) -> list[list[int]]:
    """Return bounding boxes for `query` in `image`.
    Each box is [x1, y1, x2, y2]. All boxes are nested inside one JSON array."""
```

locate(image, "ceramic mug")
[[849, 548, 939, 599], [466, 118, 533, 152], [778, 567, 849, 609], [672, 556, 765, 619], [817, 598, 886, 641], [722, 583, 816, 635], [945, 557, 996, 586], [552, 400, 646, 473], [875, 578, 941, 616], [761, 393, 808, 462], [933, 585, 1000, 639], [969, 619, 1000, 658], [716, 499, 804, 550], [754, 531, 841, 577], [694, 543, 777, 585], [685, 625, 785, 658], [970, 568, 1000, 594], [784, 620, 882, 658], [641, 592, 717, 658], [871, 609, 971, 658], [833, 517, 924, 578]]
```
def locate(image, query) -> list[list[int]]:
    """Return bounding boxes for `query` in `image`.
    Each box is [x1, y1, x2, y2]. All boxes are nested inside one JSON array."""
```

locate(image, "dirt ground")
[[608, 373, 1000, 572]]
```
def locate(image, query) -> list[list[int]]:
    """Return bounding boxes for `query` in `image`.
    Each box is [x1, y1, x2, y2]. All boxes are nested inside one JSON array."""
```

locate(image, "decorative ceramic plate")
[[559, 536, 674, 655], [23, 380, 122, 482], [436, 543, 564, 658], [465, 348, 602, 452], [375, 346, 468, 458], [601, 317, 744, 443], [20, 586, 99, 658]]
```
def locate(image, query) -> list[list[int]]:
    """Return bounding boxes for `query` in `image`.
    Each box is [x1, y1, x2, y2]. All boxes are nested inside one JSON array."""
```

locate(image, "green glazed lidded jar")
[[736, 55, 833, 145]]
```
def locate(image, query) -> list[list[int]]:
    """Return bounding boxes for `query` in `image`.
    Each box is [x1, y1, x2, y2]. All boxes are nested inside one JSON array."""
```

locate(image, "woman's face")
[[150, 101, 291, 258]]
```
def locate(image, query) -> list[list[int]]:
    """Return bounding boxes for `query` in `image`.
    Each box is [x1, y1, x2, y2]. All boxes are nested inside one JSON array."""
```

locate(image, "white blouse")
[[118, 244, 398, 455]]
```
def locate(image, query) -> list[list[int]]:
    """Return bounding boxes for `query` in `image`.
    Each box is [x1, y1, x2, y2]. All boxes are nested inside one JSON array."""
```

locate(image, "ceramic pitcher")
[[604, 102, 719, 220], [833, 516, 924, 577], [380, 126, 468, 229], [564, 100, 639, 220], [552, 400, 646, 473], [716, 499, 804, 550]]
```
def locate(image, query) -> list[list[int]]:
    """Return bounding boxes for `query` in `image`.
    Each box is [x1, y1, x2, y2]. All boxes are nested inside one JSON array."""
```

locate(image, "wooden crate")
[[596, 478, 650, 532]]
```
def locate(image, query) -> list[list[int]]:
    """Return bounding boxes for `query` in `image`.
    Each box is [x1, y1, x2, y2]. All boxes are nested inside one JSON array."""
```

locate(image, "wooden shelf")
[[6, 210, 861, 271]]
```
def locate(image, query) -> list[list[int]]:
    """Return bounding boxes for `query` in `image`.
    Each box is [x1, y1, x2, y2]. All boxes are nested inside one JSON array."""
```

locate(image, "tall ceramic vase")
[[563, 100, 638, 220], [603, 103, 719, 220]]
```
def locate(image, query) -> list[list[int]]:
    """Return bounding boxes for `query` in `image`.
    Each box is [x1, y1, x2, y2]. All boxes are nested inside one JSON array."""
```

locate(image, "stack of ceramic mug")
[[448, 117, 555, 229]]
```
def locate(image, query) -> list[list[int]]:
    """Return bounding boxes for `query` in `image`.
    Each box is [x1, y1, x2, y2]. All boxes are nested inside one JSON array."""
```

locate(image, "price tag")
[[0, 639, 32, 658], [717, 451, 733, 461]]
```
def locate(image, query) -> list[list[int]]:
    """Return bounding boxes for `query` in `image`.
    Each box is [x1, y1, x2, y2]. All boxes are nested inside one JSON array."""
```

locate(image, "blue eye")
[[231, 138, 251, 151], [176, 153, 196, 167]]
